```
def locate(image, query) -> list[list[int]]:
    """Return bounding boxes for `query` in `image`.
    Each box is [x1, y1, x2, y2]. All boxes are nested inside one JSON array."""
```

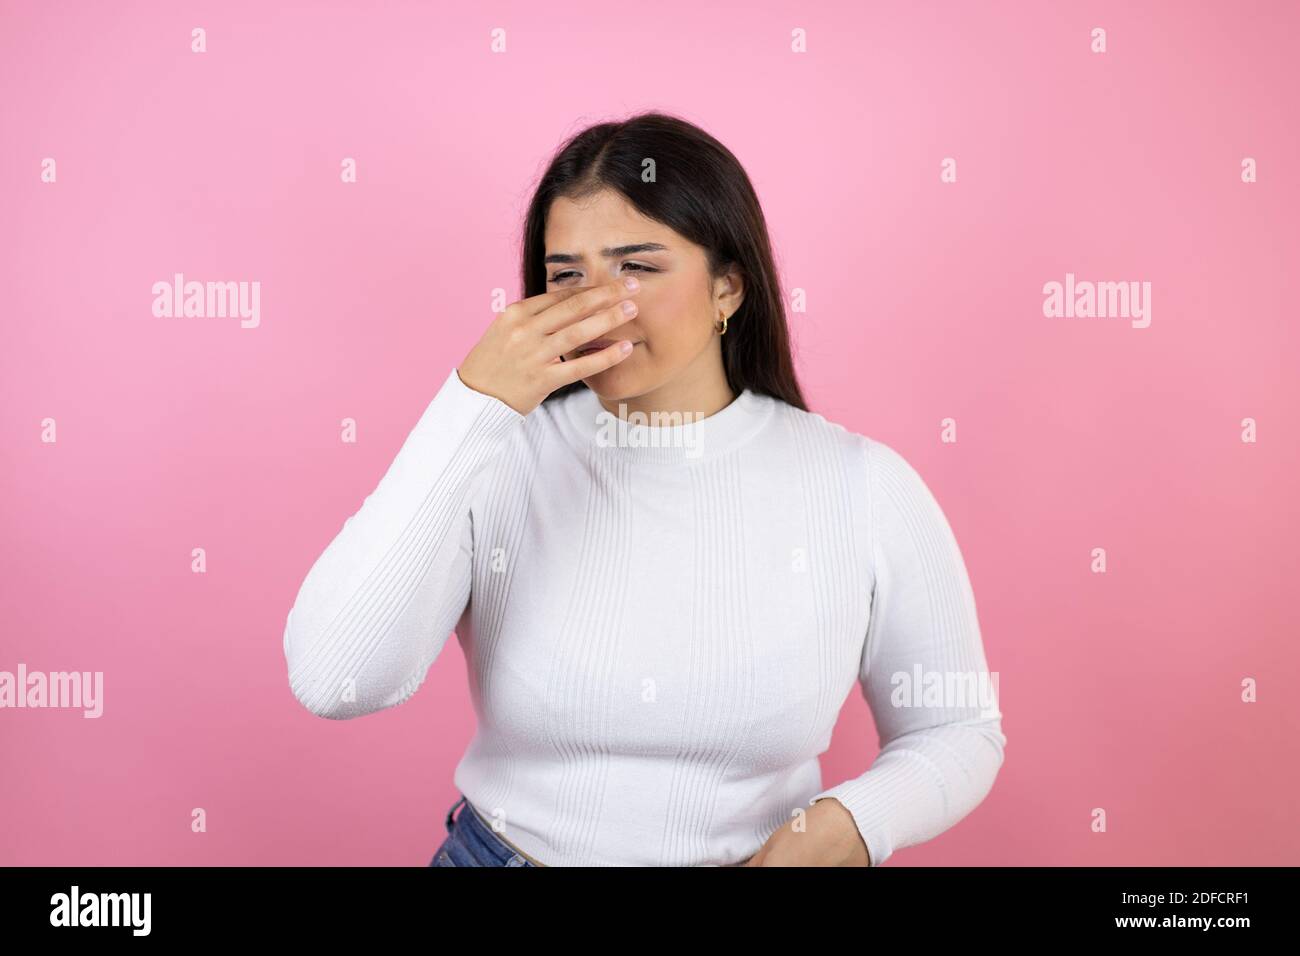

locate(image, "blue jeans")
[[429, 793, 539, 867]]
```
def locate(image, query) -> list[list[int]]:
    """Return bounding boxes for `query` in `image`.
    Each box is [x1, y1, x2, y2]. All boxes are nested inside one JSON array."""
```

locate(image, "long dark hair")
[[523, 111, 807, 411]]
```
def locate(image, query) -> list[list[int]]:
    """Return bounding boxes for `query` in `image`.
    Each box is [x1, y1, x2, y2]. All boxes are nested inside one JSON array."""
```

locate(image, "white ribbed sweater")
[[283, 368, 1006, 867]]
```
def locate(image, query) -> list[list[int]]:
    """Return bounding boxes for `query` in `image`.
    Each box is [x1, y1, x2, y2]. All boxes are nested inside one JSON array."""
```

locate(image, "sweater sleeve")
[[807, 438, 1006, 866], [283, 368, 525, 719]]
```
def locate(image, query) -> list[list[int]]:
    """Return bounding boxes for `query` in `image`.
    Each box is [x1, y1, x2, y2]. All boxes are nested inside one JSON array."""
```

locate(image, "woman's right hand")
[[457, 276, 642, 416]]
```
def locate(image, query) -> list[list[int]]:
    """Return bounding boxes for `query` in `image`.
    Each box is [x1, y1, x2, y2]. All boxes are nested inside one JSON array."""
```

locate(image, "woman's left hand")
[[743, 797, 871, 866]]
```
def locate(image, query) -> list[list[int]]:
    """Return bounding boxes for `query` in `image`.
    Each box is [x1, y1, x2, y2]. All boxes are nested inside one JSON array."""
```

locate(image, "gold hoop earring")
[[714, 309, 729, 335]]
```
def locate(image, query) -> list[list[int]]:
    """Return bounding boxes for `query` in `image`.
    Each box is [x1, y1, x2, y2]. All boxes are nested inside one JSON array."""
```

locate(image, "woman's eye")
[[548, 263, 659, 283]]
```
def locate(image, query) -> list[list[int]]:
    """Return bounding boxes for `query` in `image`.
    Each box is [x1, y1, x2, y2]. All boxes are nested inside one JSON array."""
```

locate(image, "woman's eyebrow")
[[544, 242, 670, 265]]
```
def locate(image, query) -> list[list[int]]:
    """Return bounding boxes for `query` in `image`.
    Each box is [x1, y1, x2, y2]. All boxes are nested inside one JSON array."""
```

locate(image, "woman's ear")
[[714, 266, 745, 315]]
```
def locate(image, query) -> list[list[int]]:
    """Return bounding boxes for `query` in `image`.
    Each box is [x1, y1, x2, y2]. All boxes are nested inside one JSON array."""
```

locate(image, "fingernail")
[[620, 341, 634, 354], [621, 299, 637, 315], [624, 276, 639, 290]]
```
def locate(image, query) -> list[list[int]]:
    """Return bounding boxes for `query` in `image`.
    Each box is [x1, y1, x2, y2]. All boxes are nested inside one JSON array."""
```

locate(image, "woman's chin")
[[582, 358, 643, 397]]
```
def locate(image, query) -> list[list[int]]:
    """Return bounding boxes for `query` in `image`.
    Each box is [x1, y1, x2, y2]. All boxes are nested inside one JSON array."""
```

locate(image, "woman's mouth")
[[572, 340, 640, 359]]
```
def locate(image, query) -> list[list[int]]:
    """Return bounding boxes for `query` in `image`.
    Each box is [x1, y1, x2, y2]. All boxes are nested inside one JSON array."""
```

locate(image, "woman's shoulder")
[[766, 396, 931, 493], [763, 392, 870, 455]]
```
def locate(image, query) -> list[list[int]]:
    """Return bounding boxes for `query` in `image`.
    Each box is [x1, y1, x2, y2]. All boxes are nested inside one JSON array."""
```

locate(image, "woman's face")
[[544, 189, 743, 403]]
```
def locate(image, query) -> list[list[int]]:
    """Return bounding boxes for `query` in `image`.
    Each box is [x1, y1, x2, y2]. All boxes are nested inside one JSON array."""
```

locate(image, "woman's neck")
[[594, 357, 735, 423]]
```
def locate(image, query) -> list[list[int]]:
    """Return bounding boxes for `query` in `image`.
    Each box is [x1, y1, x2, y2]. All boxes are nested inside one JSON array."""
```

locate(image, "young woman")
[[283, 111, 1006, 867]]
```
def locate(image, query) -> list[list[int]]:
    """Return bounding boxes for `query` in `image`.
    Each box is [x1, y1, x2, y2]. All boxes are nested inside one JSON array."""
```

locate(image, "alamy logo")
[[49, 885, 151, 936], [594, 406, 704, 457], [1042, 272, 1151, 328], [151, 272, 260, 328], [889, 665, 1001, 719], [0, 664, 103, 717]]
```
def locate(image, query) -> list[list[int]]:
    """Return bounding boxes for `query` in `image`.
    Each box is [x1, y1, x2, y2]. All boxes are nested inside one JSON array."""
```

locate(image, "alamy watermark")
[[1042, 272, 1151, 328], [889, 665, 1001, 719], [0, 664, 103, 718], [594, 405, 705, 458], [49, 885, 150, 935], [151, 272, 260, 328]]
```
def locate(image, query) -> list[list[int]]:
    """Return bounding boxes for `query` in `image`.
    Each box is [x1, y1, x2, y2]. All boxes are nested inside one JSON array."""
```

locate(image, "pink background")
[[2, 0, 1296, 866]]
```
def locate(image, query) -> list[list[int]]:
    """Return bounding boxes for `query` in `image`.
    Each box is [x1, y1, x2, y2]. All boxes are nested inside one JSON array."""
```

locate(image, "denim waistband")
[[450, 794, 545, 866]]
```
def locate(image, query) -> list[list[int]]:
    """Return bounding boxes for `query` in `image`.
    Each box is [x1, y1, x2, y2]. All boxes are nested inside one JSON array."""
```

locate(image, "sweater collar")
[[559, 384, 774, 464]]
